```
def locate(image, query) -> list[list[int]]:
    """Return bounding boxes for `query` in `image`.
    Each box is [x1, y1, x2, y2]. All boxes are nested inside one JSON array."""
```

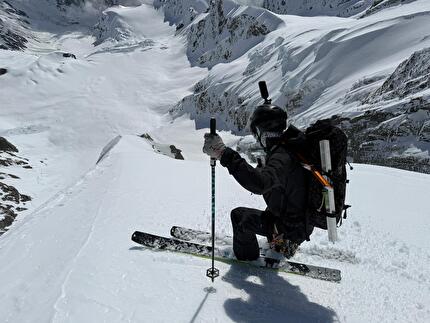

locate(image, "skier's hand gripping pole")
[[206, 118, 219, 282]]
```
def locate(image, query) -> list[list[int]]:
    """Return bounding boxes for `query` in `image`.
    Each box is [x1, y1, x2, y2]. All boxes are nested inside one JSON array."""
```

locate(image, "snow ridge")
[[263, 0, 373, 17]]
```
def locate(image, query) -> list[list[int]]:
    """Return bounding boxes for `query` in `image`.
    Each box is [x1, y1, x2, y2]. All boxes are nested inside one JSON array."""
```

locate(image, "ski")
[[170, 225, 232, 245], [172, 226, 354, 264], [132, 231, 341, 282]]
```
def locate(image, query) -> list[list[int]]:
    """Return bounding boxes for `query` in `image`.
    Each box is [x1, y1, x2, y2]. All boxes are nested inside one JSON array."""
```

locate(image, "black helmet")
[[249, 104, 288, 135]]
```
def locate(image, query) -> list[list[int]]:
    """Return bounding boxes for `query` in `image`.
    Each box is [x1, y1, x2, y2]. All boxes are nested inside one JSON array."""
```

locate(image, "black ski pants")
[[230, 207, 272, 261]]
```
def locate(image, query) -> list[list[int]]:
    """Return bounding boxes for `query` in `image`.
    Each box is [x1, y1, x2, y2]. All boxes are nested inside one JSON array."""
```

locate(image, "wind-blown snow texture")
[[1, 1, 430, 322]]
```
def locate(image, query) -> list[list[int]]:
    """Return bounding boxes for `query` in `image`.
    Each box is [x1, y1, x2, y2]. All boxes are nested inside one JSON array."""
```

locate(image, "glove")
[[203, 133, 226, 160]]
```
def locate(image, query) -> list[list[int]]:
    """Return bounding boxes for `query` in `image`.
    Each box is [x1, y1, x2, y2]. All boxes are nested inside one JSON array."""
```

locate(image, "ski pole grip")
[[210, 118, 216, 135]]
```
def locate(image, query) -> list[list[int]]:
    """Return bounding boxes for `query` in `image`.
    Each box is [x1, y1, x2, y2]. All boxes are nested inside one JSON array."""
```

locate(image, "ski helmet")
[[249, 104, 288, 136]]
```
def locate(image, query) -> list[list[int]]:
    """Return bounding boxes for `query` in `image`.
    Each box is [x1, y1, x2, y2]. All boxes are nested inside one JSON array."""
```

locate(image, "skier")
[[202, 105, 312, 261]]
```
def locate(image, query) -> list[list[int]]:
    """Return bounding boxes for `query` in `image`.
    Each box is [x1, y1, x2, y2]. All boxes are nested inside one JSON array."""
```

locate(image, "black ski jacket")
[[220, 143, 311, 243]]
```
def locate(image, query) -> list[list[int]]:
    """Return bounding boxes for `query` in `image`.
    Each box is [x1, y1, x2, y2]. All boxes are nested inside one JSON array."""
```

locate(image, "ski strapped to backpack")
[[284, 119, 351, 243]]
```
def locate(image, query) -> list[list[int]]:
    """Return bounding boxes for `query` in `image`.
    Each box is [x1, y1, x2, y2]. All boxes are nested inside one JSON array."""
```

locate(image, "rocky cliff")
[[0, 138, 31, 234], [342, 47, 430, 172], [155, 0, 283, 68], [156, 0, 430, 174]]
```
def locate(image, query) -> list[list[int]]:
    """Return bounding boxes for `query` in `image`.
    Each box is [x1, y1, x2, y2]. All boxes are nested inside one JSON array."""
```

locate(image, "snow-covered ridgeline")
[[154, 0, 210, 27], [154, 0, 430, 173], [262, 0, 373, 17], [92, 9, 133, 45], [155, 0, 283, 68]]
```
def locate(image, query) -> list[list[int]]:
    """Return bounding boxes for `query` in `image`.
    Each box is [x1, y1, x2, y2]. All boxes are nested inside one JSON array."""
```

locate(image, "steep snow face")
[[263, 0, 373, 17], [160, 0, 430, 173], [155, 0, 283, 68]]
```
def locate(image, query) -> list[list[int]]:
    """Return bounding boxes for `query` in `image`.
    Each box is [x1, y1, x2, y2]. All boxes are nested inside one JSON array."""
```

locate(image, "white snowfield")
[[1, 135, 430, 323], [0, 1, 429, 322]]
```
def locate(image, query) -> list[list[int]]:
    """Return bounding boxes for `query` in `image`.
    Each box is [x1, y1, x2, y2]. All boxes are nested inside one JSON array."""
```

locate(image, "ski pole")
[[206, 117, 219, 282]]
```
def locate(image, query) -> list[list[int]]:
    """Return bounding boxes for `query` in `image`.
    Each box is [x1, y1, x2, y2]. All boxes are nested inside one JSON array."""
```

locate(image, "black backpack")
[[282, 119, 351, 232]]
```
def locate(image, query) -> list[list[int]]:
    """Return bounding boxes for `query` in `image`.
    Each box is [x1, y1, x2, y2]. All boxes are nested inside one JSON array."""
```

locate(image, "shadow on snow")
[[222, 263, 337, 323]]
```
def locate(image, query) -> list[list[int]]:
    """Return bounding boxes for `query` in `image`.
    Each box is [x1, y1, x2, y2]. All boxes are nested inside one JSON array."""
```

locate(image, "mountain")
[[0, 1, 429, 322], [156, 0, 430, 173]]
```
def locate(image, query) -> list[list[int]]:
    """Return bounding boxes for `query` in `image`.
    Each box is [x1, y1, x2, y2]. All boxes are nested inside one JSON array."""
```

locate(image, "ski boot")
[[263, 233, 299, 267]]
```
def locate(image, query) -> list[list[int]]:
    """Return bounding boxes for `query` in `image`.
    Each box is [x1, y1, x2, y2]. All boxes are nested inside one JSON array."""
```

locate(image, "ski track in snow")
[[51, 161, 116, 322]]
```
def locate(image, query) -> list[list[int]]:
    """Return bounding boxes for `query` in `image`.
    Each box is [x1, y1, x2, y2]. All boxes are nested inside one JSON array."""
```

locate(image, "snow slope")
[[1, 135, 430, 322], [0, 1, 208, 213], [1, 1, 430, 322]]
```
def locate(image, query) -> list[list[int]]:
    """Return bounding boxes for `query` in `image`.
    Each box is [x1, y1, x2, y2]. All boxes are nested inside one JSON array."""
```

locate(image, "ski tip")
[[131, 231, 140, 242], [170, 226, 178, 236]]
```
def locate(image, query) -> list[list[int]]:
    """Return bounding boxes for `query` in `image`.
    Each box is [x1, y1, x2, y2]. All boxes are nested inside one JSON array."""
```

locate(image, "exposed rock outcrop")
[[140, 134, 185, 160], [0, 137, 18, 153], [366, 47, 430, 104], [0, 139, 32, 234], [155, 0, 283, 68], [338, 96, 430, 173]]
